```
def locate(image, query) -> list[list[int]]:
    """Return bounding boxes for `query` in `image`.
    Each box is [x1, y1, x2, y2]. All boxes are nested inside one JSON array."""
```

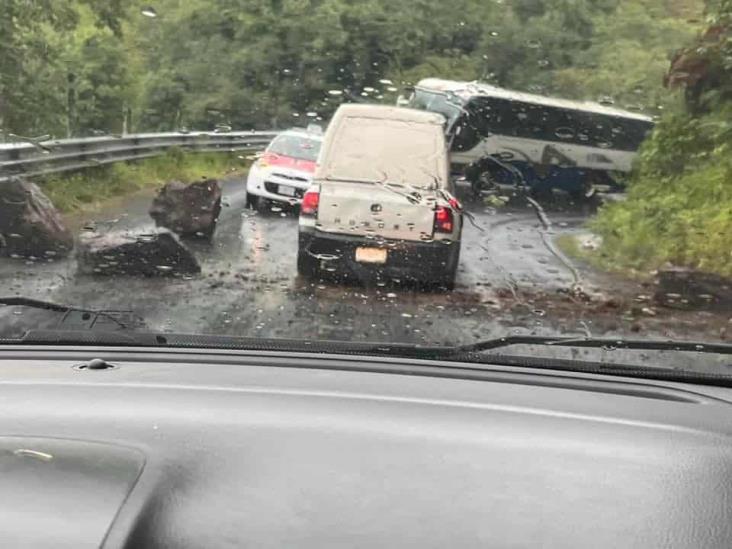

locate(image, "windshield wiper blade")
[[450, 335, 732, 356], [0, 297, 137, 331]]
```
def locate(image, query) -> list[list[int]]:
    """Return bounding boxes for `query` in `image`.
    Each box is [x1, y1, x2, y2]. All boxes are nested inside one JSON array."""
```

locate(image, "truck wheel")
[[297, 249, 319, 278], [438, 268, 457, 291]]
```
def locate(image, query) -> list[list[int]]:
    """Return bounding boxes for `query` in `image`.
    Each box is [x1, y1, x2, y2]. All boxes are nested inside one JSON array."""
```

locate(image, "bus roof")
[[415, 78, 654, 123]]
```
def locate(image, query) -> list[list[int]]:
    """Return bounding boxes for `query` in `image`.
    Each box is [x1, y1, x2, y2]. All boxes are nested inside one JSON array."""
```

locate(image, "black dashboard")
[[1, 345, 731, 548]]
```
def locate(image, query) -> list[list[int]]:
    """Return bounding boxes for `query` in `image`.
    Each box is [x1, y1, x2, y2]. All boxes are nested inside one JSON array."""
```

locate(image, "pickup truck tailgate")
[[317, 180, 437, 242]]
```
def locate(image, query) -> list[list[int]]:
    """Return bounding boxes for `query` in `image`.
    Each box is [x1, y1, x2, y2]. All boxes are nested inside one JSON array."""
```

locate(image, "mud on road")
[[0, 177, 729, 346]]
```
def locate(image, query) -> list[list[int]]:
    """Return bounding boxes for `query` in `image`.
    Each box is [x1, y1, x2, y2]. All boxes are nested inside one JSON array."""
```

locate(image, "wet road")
[[0, 176, 728, 348]]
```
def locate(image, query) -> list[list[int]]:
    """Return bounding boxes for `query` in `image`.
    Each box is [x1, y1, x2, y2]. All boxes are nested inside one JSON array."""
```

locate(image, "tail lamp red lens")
[[301, 189, 320, 216], [434, 206, 454, 233]]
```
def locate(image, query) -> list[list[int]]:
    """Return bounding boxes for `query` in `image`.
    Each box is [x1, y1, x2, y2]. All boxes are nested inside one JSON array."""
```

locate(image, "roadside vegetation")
[[41, 150, 249, 213], [591, 1, 732, 277]]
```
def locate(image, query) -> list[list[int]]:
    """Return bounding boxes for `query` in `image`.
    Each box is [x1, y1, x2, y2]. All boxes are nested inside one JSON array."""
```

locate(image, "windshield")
[[408, 89, 463, 128], [267, 134, 321, 162], [1, 0, 729, 377]]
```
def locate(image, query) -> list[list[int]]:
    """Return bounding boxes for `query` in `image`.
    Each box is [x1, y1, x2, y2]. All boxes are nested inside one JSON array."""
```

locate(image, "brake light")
[[434, 206, 454, 233], [301, 189, 320, 216]]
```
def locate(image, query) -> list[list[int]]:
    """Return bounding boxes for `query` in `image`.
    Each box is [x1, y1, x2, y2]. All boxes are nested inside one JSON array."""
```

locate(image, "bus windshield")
[[408, 89, 463, 128]]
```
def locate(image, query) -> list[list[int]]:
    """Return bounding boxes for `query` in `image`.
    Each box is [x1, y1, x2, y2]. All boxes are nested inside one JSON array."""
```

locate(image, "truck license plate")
[[355, 247, 387, 264], [278, 185, 296, 196]]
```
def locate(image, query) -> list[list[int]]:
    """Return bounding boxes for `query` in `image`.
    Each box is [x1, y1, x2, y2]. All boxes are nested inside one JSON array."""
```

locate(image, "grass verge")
[[40, 148, 251, 213], [555, 233, 652, 280]]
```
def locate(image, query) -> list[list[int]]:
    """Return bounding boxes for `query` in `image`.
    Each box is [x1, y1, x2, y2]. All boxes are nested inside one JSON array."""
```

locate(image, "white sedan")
[[246, 128, 323, 210]]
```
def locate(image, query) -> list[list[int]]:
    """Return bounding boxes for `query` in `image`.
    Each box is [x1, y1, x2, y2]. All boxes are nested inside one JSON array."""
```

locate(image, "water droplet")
[[555, 127, 575, 140]]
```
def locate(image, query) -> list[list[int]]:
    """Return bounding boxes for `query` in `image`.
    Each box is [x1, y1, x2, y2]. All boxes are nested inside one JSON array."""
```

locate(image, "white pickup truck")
[[297, 104, 463, 289]]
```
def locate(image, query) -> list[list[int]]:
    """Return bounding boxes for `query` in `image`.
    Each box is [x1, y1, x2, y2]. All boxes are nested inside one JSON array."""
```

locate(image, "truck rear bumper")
[[298, 228, 460, 282]]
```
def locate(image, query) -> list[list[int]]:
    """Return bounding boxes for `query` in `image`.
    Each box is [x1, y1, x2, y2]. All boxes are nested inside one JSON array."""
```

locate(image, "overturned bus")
[[403, 78, 654, 199]]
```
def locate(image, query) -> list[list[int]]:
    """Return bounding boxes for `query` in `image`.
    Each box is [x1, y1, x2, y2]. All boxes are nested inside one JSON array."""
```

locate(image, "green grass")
[[555, 233, 651, 280], [40, 149, 251, 213]]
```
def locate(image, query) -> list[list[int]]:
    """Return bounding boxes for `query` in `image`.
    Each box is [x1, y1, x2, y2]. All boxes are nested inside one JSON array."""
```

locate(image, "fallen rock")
[[0, 178, 74, 258], [654, 267, 732, 312], [77, 228, 200, 276], [149, 179, 222, 239]]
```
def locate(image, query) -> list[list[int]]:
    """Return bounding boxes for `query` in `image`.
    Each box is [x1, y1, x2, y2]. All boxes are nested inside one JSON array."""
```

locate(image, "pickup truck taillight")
[[301, 189, 320, 216], [434, 206, 454, 233]]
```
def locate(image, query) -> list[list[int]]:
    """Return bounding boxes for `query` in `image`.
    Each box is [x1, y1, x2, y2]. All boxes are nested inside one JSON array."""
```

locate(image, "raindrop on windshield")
[[555, 127, 575, 140]]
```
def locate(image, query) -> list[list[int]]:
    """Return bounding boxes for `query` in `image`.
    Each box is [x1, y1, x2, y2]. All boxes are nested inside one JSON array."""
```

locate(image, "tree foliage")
[[0, 0, 704, 136]]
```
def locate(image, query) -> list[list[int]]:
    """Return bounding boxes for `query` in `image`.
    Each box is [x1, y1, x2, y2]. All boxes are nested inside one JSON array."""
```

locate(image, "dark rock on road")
[[149, 179, 222, 239], [77, 228, 200, 277], [654, 267, 732, 311], [0, 178, 74, 259]]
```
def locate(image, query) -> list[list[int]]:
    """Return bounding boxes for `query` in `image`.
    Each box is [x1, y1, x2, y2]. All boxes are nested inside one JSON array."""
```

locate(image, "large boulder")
[[77, 228, 200, 277], [0, 178, 74, 259], [149, 179, 222, 239]]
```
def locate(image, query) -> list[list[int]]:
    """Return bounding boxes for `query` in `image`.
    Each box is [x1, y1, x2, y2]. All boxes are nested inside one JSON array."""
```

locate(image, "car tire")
[[437, 269, 456, 291], [297, 248, 319, 278], [435, 246, 460, 291], [247, 193, 266, 212], [246, 193, 257, 209]]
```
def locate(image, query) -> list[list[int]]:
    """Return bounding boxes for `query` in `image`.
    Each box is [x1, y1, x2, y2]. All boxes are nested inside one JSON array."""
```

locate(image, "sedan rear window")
[[268, 135, 321, 162]]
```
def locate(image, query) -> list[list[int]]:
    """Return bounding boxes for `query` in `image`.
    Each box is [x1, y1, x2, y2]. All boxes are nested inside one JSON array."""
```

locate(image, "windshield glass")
[[409, 89, 463, 128], [1, 0, 729, 376], [268, 134, 321, 162]]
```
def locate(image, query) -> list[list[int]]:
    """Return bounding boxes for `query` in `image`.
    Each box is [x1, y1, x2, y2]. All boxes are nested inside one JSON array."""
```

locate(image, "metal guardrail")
[[0, 131, 278, 182]]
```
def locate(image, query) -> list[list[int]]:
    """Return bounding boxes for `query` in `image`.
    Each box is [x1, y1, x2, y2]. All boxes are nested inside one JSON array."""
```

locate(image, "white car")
[[297, 104, 463, 289], [246, 128, 323, 210]]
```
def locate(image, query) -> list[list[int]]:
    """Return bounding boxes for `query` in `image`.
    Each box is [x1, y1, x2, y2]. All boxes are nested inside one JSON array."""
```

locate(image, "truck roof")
[[332, 104, 445, 125]]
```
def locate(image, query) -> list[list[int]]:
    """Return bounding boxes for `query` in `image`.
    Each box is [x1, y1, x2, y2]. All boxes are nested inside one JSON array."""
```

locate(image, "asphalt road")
[[0, 176, 729, 355]]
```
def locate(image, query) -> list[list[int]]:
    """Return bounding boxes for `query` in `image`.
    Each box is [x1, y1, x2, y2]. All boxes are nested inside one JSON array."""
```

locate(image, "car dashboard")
[[1, 345, 731, 548]]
